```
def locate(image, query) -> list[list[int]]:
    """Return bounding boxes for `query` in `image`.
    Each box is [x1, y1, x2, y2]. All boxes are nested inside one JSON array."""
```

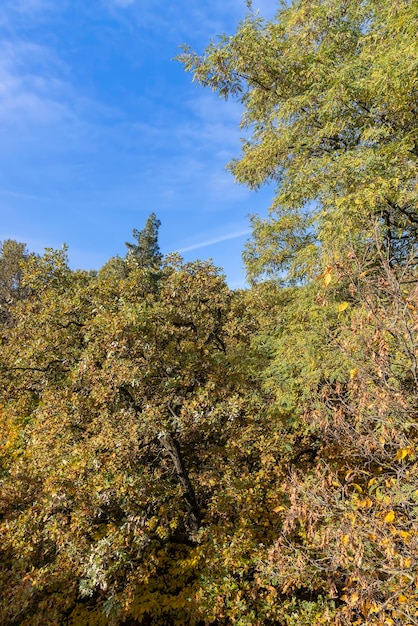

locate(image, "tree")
[[1, 0, 417, 622], [0, 240, 31, 325], [125, 213, 162, 269], [246, 243, 418, 625], [179, 1, 418, 623], [180, 0, 418, 284], [0, 246, 264, 625]]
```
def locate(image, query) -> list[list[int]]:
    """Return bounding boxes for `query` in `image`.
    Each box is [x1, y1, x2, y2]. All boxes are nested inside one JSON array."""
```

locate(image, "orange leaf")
[[273, 505, 285, 513]]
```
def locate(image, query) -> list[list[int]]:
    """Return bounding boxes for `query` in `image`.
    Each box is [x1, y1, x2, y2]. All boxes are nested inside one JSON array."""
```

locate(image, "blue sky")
[[0, 0, 277, 288]]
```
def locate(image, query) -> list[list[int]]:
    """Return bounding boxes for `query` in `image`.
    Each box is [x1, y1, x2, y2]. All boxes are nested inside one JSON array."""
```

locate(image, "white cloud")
[[0, 39, 73, 128], [100, 0, 248, 44], [0, 0, 268, 287]]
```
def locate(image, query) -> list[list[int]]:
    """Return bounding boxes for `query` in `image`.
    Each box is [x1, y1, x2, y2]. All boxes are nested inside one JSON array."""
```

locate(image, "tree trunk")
[[158, 430, 201, 534]]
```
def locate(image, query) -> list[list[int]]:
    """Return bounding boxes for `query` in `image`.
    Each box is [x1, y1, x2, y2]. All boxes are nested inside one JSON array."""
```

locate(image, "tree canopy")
[[181, 0, 418, 283], [125, 212, 162, 269], [1, 0, 417, 624]]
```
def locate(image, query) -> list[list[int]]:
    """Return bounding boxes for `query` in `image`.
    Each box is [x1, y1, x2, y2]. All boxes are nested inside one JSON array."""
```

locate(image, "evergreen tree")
[[125, 212, 162, 269]]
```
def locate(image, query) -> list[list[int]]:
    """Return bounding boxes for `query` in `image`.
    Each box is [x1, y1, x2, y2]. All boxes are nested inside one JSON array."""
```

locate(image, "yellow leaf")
[[402, 557, 413, 567], [399, 531, 410, 540], [323, 267, 332, 287], [353, 483, 363, 493], [398, 594, 408, 603], [338, 301, 349, 312], [358, 498, 373, 508], [395, 447, 414, 460], [384, 511, 396, 523], [341, 534, 349, 546], [273, 505, 285, 513], [368, 602, 380, 615], [349, 368, 358, 380], [349, 591, 359, 605]]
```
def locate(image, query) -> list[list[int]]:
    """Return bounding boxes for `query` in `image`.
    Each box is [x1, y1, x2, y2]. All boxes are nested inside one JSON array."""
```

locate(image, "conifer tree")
[[125, 212, 162, 269]]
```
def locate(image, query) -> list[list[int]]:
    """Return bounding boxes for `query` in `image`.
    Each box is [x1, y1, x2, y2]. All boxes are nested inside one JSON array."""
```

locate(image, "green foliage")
[[0, 247, 268, 624], [125, 212, 162, 269], [249, 246, 418, 624], [0, 239, 31, 325], [1, 0, 418, 623], [180, 0, 418, 283], [177, 0, 418, 622]]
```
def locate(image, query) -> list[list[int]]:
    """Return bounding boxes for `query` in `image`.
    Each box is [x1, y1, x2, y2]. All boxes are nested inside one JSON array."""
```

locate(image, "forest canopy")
[[1, 0, 417, 624]]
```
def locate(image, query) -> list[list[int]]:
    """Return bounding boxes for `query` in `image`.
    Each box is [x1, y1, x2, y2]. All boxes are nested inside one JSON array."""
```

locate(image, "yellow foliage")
[[323, 267, 332, 287], [395, 447, 414, 460], [367, 601, 380, 615], [273, 505, 285, 513], [348, 591, 359, 606], [384, 511, 396, 523], [358, 498, 373, 508]]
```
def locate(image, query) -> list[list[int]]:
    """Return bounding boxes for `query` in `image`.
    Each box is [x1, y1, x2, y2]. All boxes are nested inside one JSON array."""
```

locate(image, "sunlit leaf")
[[323, 267, 332, 287], [384, 511, 396, 523]]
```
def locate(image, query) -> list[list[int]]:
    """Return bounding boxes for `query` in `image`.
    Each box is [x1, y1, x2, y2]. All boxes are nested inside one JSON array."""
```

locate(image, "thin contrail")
[[177, 229, 251, 254]]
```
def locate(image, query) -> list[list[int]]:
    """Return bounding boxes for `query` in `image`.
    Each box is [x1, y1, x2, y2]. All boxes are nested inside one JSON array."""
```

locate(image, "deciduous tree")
[[181, 0, 418, 283]]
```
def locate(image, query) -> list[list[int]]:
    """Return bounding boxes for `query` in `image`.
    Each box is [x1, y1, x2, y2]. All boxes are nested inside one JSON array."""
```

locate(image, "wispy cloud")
[[0, 38, 72, 132], [100, 0, 250, 44], [0, 0, 273, 286], [106, 0, 136, 8], [177, 229, 251, 253], [0, 0, 60, 30]]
